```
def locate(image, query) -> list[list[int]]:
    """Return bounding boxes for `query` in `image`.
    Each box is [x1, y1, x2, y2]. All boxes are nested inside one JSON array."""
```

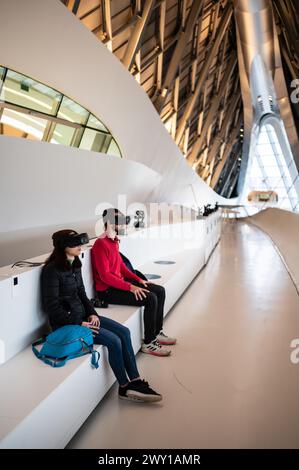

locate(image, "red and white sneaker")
[[141, 339, 171, 356], [156, 330, 177, 345]]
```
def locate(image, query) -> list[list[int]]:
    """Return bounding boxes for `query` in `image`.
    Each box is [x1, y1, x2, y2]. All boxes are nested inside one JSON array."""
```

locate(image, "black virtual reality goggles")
[[102, 210, 131, 226], [115, 214, 131, 225], [54, 232, 89, 248]]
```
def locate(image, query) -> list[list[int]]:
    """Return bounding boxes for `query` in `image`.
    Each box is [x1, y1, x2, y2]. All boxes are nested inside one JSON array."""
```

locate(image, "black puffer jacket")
[[41, 259, 98, 331]]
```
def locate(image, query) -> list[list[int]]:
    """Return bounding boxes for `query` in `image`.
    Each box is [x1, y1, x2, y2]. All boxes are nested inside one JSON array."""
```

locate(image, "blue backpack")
[[32, 325, 100, 368]]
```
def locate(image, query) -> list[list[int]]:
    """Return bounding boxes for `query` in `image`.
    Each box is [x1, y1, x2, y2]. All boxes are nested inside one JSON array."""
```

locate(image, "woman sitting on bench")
[[41, 229, 162, 403]]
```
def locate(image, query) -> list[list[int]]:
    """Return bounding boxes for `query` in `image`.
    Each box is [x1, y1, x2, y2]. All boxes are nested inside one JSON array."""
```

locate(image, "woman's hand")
[[82, 317, 100, 334], [130, 284, 149, 301], [88, 315, 100, 327]]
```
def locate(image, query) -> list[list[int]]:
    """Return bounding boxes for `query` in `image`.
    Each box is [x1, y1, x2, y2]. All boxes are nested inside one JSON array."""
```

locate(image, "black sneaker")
[[119, 379, 162, 403]]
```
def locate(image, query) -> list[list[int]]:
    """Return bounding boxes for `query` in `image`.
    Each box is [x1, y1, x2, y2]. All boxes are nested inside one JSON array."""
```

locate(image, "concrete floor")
[[68, 220, 299, 449]]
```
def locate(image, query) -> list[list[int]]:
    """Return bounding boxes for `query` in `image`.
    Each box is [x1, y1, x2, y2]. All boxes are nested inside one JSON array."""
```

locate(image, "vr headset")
[[103, 211, 131, 226], [115, 214, 131, 225], [55, 232, 89, 248]]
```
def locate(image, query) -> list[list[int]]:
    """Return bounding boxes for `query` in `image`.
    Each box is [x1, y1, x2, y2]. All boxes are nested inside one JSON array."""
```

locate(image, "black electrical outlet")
[[13, 277, 18, 286]]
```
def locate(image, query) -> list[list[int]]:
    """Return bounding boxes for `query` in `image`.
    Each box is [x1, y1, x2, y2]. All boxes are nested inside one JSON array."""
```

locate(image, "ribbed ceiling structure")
[[60, 0, 299, 199]]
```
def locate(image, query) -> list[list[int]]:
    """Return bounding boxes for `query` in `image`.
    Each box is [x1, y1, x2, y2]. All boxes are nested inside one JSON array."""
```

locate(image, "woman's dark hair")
[[45, 229, 82, 270]]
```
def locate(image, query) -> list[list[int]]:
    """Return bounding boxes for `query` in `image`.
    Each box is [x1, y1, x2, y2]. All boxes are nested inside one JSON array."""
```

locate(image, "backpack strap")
[[32, 336, 46, 360], [32, 346, 93, 368], [91, 349, 100, 369], [82, 340, 100, 369], [41, 350, 91, 368]]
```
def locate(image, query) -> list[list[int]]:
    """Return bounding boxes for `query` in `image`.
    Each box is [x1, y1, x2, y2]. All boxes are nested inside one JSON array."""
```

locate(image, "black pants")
[[97, 280, 166, 344]]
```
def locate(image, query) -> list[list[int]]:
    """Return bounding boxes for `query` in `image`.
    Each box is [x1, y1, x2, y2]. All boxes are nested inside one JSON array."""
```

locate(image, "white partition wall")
[[0, 137, 161, 234]]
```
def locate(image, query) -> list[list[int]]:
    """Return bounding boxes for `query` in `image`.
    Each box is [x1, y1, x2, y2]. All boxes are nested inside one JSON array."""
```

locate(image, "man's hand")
[[130, 284, 149, 301], [139, 280, 153, 288]]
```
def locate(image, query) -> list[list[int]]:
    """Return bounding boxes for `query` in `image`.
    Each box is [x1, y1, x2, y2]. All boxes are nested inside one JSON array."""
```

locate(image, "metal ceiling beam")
[[218, 141, 242, 195], [101, 0, 113, 51], [175, 2, 233, 145], [215, 30, 229, 93], [154, 0, 204, 113], [156, 0, 166, 91], [210, 115, 242, 188], [205, 92, 241, 167], [188, 3, 206, 96], [225, 164, 241, 198], [180, 0, 188, 29], [111, 15, 137, 40], [72, 0, 81, 15], [121, 0, 155, 70], [211, 1, 221, 41], [171, 75, 180, 139], [280, 40, 298, 81], [272, 0, 299, 63], [187, 54, 237, 165]]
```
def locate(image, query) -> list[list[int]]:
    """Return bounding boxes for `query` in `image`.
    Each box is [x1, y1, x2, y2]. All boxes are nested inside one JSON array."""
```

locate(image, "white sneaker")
[[156, 330, 177, 345], [141, 339, 171, 356]]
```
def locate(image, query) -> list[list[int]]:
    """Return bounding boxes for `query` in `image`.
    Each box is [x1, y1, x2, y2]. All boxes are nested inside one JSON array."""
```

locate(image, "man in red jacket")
[[91, 208, 177, 356]]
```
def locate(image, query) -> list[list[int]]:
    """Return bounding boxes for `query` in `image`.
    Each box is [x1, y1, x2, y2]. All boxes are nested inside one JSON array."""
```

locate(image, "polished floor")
[[68, 220, 299, 449]]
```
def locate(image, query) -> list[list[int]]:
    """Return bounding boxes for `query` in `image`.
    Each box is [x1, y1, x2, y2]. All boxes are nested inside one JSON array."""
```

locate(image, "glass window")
[[80, 129, 110, 152], [1, 70, 62, 115], [249, 159, 263, 178], [257, 130, 269, 144], [242, 123, 299, 212], [0, 66, 5, 92], [0, 65, 122, 157], [57, 96, 89, 125], [50, 123, 77, 146], [87, 114, 108, 132], [107, 138, 122, 158], [0, 108, 48, 140]]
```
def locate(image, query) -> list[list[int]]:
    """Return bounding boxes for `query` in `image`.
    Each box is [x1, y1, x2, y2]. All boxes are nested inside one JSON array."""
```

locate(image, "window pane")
[[107, 138, 122, 157], [1, 70, 62, 115], [257, 131, 269, 144], [87, 114, 108, 132], [57, 96, 89, 125], [0, 66, 5, 88], [0, 108, 48, 140], [243, 123, 299, 211], [51, 123, 76, 146], [79, 128, 109, 152]]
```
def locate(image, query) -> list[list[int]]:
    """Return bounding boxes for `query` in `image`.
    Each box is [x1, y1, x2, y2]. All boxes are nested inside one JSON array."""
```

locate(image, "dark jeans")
[[97, 281, 166, 344], [93, 316, 139, 386]]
